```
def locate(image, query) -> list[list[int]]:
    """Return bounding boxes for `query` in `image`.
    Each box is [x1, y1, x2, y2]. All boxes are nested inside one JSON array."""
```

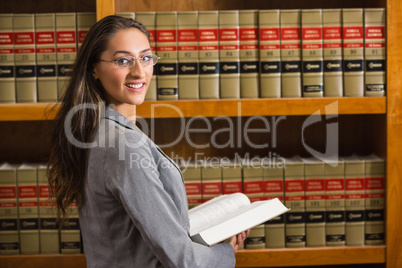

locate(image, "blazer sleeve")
[[104, 131, 236, 268]]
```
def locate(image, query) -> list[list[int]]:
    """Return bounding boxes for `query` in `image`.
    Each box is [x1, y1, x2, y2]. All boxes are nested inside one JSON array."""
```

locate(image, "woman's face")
[[93, 28, 153, 113]]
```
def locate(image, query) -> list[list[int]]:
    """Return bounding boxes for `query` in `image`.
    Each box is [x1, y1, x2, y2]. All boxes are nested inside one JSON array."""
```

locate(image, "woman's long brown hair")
[[47, 15, 149, 222]]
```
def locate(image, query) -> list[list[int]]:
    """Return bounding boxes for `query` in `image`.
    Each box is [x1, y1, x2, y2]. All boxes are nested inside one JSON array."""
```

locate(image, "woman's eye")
[[117, 58, 130, 65], [142, 55, 152, 62]]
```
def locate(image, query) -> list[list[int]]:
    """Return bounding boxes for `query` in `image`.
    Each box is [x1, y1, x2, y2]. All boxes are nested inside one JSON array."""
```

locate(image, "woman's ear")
[[92, 68, 99, 80]]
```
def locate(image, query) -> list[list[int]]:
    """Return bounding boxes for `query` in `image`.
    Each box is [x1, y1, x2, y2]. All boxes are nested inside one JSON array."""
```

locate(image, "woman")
[[48, 15, 248, 267]]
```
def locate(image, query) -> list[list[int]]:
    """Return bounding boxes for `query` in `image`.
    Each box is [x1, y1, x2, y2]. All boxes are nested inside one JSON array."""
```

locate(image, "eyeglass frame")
[[98, 54, 160, 68]]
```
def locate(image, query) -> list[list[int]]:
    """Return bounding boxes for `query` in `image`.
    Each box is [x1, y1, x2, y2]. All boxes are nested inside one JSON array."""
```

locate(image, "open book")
[[189, 193, 289, 246]]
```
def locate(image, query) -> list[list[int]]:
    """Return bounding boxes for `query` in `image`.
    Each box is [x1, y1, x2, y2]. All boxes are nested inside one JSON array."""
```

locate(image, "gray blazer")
[[79, 106, 235, 268]]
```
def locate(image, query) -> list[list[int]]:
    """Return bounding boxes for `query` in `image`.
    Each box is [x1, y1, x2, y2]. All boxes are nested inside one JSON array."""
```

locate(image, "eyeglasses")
[[99, 54, 160, 68]]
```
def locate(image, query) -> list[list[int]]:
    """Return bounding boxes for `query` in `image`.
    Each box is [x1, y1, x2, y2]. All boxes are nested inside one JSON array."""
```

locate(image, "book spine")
[[363, 156, 385, 245], [343, 9, 364, 97], [239, 10, 259, 99], [304, 160, 325, 247], [245, 224, 265, 249], [280, 10, 302, 98], [135, 12, 157, 101], [76, 12, 96, 50], [364, 8, 386, 97], [344, 157, 365, 246], [219, 10, 240, 99], [259, 10, 281, 98], [243, 162, 264, 202], [14, 14, 37, 103], [0, 14, 16, 103], [156, 12, 178, 100], [198, 11, 219, 99], [181, 164, 202, 209], [201, 163, 222, 203], [301, 9, 323, 97], [178, 11, 199, 100], [38, 164, 59, 254], [55, 13, 77, 99], [324, 161, 346, 246], [221, 162, 243, 195], [60, 203, 81, 254], [263, 166, 285, 248], [17, 164, 40, 254], [323, 9, 343, 97], [35, 13, 57, 102], [0, 164, 19, 255], [284, 158, 305, 247]]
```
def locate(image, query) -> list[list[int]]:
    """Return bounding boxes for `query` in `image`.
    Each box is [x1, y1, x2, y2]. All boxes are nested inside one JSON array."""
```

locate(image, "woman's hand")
[[224, 229, 251, 254]]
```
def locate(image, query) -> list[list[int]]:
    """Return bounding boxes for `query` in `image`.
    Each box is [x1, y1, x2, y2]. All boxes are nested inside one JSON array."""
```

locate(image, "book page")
[[195, 198, 289, 246], [189, 193, 250, 236]]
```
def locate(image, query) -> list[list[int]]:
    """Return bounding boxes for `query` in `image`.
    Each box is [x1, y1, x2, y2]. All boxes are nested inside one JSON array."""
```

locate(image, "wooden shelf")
[[0, 246, 385, 268], [0, 97, 386, 121]]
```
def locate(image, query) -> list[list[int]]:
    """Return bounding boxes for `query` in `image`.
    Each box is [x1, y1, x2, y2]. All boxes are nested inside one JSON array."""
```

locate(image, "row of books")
[[0, 8, 385, 104], [0, 12, 96, 104], [0, 153, 384, 254], [120, 8, 386, 100], [0, 163, 81, 255], [179, 154, 385, 248]]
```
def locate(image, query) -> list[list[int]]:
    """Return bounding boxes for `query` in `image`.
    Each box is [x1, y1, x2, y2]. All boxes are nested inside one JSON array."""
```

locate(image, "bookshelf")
[[1, 0, 401, 268]]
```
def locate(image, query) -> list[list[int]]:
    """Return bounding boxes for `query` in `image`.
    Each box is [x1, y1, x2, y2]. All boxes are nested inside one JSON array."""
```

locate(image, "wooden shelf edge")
[[235, 245, 386, 267], [0, 97, 386, 121], [0, 246, 385, 268]]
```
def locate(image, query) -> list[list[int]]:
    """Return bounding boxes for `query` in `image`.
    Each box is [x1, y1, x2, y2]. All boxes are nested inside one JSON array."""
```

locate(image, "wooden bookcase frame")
[[1, 0, 401, 267]]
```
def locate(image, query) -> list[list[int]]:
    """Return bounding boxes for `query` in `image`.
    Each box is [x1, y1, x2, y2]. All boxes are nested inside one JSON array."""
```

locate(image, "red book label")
[[57, 47, 76, 53], [323, 27, 342, 40], [199, 29, 218, 42], [14, 32, 34, 45], [343, 26, 363, 39], [157, 29, 177, 43], [285, 195, 305, 201], [285, 180, 304, 192], [365, 43, 385, 48], [346, 178, 365, 191], [325, 178, 345, 191], [0, 32, 13, 45], [281, 27, 300, 41], [18, 185, 37, 198], [39, 185, 50, 198], [0, 202, 17, 208], [0, 48, 13, 54], [219, 28, 239, 41], [19, 201, 38, 207], [365, 177, 384, 190], [156, 46, 177, 52], [223, 181, 242, 194], [15, 48, 35, 54], [344, 43, 363, 48], [366, 193, 384, 198], [324, 43, 342, 49], [240, 44, 258, 50], [306, 194, 325, 200], [220, 45, 239, 50], [346, 193, 365, 199], [37, 48, 55, 53], [281, 44, 301, 50], [57, 31, 76, 44], [260, 44, 280, 50], [148, 30, 156, 43], [178, 45, 198, 51], [0, 186, 16, 199], [326, 194, 345, 200], [365, 26, 385, 39], [202, 182, 222, 195], [305, 179, 325, 192], [259, 28, 279, 41], [185, 182, 202, 195], [240, 27, 258, 41], [36, 31, 55, 44], [78, 30, 89, 44], [243, 180, 263, 194], [303, 44, 323, 49], [178, 29, 198, 42], [199, 45, 218, 51], [264, 180, 283, 193], [302, 27, 322, 40]]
